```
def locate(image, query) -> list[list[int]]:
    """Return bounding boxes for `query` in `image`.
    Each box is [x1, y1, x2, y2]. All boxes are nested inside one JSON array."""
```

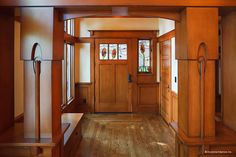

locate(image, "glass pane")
[[67, 20, 71, 35], [118, 44, 127, 60], [138, 40, 151, 73], [109, 44, 118, 60], [99, 44, 108, 60], [66, 44, 71, 101]]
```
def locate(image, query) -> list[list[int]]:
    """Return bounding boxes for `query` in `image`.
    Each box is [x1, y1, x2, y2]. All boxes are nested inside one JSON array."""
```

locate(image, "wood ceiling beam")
[[63, 10, 180, 21], [0, 0, 236, 7]]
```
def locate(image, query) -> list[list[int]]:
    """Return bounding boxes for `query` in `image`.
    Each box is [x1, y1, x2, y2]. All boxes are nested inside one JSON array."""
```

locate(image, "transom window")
[[99, 44, 127, 60], [138, 40, 151, 73]]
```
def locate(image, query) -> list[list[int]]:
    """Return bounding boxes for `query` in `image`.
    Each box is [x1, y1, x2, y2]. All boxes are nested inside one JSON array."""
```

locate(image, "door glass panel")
[[109, 44, 118, 60], [99, 44, 108, 60], [118, 44, 128, 60], [138, 40, 151, 73]]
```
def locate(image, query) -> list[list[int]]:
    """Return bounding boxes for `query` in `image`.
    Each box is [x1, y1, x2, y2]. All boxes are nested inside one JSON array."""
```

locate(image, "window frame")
[[62, 19, 75, 108]]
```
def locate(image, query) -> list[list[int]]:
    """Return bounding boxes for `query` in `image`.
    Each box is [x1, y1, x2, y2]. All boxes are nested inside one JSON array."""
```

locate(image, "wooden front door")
[[95, 39, 132, 112], [160, 39, 171, 123]]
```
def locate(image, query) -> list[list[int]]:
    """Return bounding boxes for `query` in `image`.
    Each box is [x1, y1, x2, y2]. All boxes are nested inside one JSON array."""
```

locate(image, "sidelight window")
[[138, 40, 151, 73]]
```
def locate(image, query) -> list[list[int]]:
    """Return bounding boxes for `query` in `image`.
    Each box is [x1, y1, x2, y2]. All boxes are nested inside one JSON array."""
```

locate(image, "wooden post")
[[34, 60, 41, 142], [175, 7, 218, 156]]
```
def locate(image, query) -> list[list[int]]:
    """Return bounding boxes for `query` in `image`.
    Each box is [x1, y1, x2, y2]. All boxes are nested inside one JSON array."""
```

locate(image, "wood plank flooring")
[[76, 114, 175, 157]]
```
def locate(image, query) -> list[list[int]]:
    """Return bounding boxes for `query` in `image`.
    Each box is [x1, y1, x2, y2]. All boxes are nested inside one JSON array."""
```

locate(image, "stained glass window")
[[99, 44, 127, 60], [99, 44, 108, 60], [119, 44, 128, 60], [138, 40, 151, 73], [109, 44, 118, 60]]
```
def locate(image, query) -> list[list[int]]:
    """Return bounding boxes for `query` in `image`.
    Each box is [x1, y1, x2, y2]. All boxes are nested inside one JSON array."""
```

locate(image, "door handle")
[[128, 74, 132, 83]]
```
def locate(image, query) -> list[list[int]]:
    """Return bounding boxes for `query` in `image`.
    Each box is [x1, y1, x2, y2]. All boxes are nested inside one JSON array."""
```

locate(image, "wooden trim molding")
[[1, 0, 236, 7], [64, 32, 78, 44], [157, 30, 175, 42], [89, 30, 159, 38], [14, 114, 24, 123]]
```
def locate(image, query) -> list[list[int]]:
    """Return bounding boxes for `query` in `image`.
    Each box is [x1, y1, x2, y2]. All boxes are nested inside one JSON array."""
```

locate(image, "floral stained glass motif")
[[119, 44, 128, 60], [138, 40, 151, 73], [109, 44, 118, 60], [99, 44, 108, 60]]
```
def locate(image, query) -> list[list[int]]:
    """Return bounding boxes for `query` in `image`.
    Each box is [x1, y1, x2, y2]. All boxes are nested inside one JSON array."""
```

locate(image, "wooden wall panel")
[[222, 11, 236, 131], [175, 10, 187, 59], [51, 61, 62, 140], [116, 65, 128, 104], [0, 9, 14, 134], [99, 64, 115, 103], [137, 84, 159, 112], [171, 92, 178, 123], [178, 60, 188, 135], [176, 8, 218, 60]]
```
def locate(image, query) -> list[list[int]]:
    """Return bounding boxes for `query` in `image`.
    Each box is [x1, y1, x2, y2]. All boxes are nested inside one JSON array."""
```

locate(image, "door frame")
[[90, 30, 159, 113]]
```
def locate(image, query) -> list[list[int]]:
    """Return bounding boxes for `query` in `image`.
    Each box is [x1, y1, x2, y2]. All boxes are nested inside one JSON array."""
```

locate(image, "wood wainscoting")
[[63, 83, 92, 113], [137, 84, 160, 113], [171, 91, 178, 123]]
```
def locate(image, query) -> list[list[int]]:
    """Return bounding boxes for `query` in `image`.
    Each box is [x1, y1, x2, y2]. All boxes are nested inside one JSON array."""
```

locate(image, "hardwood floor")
[[76, 114, 175, 157]]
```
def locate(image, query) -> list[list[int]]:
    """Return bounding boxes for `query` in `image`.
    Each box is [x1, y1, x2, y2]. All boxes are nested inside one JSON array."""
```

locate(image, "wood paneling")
[[176, 8, 218, 60], [99, 64, 115, 103], [90, 30, 158, 39], [171, 92, 178, 123], [0, 9, 14, 134], [116, 65, 129, 104], [178, 60, 189, 135], [160, 38, 171, 123], [139, 85, 157, 105], [51, 61, 62, 140], [1, 0, 236, 7], [95, 38, 132, 112], [222, 11, 236, 132], [62, 113, 83, 157], [137, 84, 159, 112]]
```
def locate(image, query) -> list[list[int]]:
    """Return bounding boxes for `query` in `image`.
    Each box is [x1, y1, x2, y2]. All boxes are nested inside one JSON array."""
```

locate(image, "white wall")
[[158, 18, 175, 36], [171, 37, 178, 93], [75, 43, 91, 83], [14, 21, 24, 118], [77, 18, 159, 37]]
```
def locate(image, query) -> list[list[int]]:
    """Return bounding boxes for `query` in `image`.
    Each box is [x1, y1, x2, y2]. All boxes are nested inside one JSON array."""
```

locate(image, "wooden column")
[[0, 9, 14, 134], [175, 7, 218, 156], [21, 7, 64, 156]]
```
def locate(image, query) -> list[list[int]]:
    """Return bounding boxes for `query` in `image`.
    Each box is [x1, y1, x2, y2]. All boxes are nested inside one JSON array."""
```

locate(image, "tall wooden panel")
[[175, 7, 218, 157], [0, 9, 14, 134], [160, 39, 171, 123], [222, 11, 236, 132]]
